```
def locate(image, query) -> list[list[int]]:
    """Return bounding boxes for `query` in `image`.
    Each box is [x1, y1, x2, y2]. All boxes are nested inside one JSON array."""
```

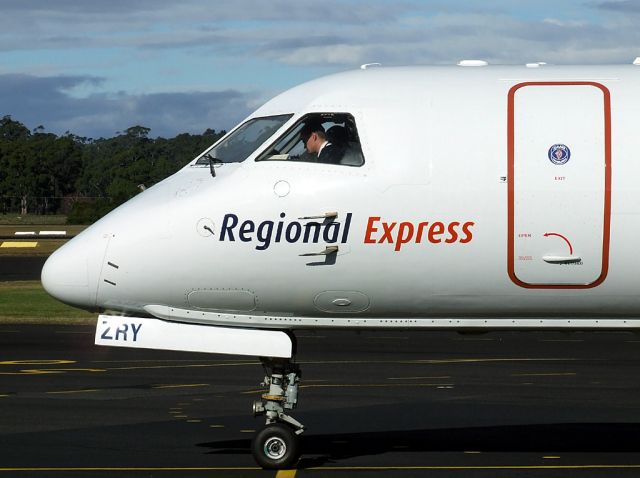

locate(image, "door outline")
[[507, 81, 611, 289]]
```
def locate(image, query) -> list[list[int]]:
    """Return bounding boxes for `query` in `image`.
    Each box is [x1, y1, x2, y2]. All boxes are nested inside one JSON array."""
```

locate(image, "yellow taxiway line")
[[46, 389, 100, 395], [276, 470, 297, 478], [2, 464, 640, 472], [511, 372, 577, 377], [152, 383, 210, 389], [0, 241, 38, 248], [308, 464, 640, 470], [0, 468, 260, 472]]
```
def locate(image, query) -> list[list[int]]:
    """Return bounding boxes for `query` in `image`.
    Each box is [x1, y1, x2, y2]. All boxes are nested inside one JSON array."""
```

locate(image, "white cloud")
[[542, 18, 588, 27], [2, 2, 637, 65], [2, 1, 640, 137], [279, 44, 369, 66]]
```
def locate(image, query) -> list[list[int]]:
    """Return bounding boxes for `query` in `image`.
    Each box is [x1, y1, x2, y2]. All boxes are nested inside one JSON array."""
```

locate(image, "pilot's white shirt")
[[317, 140, 330, 157]]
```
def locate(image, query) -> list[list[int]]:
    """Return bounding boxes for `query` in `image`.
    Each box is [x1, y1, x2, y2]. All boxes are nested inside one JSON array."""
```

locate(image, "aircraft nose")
[[41, 233, 108, 311]]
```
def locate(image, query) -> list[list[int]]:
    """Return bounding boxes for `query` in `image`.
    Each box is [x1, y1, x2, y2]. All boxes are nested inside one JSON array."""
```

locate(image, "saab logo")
[[220, 212, 352, 250], [548, 144, 570, 165], [364, 217, 475, 251]]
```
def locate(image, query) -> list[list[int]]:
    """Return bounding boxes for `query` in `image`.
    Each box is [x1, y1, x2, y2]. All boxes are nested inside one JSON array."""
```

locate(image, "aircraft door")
[[508, 82, 611, 288]]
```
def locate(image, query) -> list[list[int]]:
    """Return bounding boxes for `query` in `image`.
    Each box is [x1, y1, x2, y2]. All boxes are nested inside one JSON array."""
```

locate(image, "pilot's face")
[[303, 132, 320, 154]]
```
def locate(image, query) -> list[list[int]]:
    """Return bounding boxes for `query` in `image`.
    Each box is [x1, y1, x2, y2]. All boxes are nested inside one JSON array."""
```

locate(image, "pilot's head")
[[300, 121, 326, 155]]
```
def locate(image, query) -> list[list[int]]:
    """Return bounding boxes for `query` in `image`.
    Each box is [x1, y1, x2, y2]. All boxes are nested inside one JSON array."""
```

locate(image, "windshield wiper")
[[203, 153, 224, 177]]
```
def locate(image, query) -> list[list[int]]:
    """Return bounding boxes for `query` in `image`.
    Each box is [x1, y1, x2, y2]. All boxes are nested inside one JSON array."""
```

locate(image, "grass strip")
[[0, 214, 68, 226], [0, 281, 96, 325]]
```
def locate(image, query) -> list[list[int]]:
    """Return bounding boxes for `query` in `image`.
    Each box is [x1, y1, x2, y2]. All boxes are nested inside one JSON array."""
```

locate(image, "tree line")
[[0, 116, 225, 223]]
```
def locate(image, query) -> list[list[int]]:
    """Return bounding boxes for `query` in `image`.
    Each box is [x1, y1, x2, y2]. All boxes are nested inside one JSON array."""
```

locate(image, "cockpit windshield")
[[196, 114, 292, 165], [256, 113, 364, 166]]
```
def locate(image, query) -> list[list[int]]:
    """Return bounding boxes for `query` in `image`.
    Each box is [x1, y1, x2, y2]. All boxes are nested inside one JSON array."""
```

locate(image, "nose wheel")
[[251, 358, 304, 469], [251, 423, 300, 469]]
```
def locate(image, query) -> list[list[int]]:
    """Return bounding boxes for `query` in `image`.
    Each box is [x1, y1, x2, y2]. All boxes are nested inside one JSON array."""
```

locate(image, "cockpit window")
[[256, 113, 364, 166], [195, 114, 292, 165]]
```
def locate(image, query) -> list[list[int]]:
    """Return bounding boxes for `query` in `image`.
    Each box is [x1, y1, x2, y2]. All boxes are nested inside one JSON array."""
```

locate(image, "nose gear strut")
[[251, 358, 304, 469]]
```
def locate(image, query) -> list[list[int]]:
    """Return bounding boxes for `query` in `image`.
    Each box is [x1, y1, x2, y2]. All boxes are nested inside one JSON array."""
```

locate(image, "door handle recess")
[[299, 246, 339, 257], [542, 255, 582, 264]]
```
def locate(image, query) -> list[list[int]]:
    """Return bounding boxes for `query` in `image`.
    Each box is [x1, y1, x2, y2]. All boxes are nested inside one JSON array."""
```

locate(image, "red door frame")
[[507, 82, 611, 289]]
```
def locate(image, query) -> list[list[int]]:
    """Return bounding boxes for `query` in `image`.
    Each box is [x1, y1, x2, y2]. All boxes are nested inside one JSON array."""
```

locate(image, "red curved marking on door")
[[543, 232, 573, 255]]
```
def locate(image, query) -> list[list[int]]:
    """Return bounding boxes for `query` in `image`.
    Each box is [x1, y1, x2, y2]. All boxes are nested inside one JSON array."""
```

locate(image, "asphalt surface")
[[0, 256, 47, 281], [2, 326, 640, 477]]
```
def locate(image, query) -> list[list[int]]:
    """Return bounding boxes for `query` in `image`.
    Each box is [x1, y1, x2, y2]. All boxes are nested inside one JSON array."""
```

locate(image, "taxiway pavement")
[[2, 325, 640, 477], [0, 256, 47, 281]]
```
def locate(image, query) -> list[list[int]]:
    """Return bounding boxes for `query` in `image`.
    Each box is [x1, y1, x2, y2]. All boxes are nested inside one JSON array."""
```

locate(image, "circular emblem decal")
[[548, 144, 571, 165]]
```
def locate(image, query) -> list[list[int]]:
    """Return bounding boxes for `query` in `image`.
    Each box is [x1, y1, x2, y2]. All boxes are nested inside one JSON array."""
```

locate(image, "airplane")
[[41, 58, 640, 468]]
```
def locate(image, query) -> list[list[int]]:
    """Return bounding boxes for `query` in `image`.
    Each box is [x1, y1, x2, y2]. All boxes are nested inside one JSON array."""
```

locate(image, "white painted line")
[[38, 231, 66, 236], [14, 232, 36, 236]]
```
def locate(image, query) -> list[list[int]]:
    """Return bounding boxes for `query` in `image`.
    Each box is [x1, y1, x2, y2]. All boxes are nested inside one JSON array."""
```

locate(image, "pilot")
[[300, 122, 342, 164], [326, 124, 348, 156]]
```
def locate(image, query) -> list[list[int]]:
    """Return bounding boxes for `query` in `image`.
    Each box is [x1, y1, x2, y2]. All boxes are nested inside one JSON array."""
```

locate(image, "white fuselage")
[[42, 65, 640, 330]]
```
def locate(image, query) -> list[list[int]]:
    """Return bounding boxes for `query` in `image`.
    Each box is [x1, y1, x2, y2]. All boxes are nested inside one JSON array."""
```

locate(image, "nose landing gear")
[[251, 358, 304, 469]]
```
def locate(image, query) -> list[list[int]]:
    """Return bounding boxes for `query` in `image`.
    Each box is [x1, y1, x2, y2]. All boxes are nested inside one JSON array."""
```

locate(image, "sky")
[[1, 0, 639, 139]]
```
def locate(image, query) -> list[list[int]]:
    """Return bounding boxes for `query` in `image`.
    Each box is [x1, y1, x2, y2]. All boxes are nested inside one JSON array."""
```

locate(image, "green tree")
[[2, 118, 226, 221]]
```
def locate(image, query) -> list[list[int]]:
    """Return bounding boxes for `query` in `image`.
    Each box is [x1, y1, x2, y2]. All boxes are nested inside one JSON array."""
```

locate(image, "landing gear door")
[[508, 82, 611, 288]]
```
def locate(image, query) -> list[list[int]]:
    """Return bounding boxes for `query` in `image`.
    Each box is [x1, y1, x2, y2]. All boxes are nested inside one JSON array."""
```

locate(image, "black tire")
[[251, 423, 300, 469]]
